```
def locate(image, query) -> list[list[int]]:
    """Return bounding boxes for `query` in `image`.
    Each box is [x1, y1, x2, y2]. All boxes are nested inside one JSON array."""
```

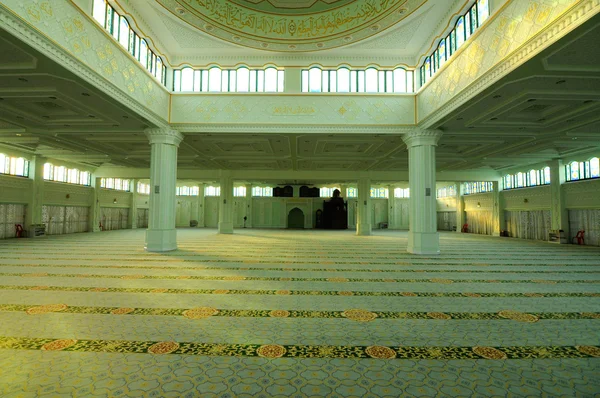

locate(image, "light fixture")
[[113, 198, 117, 204], [477, 202, 481, 208]]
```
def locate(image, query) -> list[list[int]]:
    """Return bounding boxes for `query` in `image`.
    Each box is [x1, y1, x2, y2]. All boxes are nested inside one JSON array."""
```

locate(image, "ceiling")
[[0, 8, 598, 177], [118, 0, 463, 65]]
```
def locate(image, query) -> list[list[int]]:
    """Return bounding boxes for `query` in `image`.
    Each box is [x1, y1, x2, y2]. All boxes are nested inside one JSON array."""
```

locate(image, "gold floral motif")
[[463, 293, 481, 298], [498, 310, 539, 323], [576, 346, 600, 357], [279, 277, 292, 281], [276, 290, 291, 295], [150, 288, 168, 293], [213, 289, 230, 294], [581, 312, 600, 319], [473, 346, 507, 359], [430, 278, 453, 284], [183, 307, 219, 319], [42, 339, 77, 351], [24, 273, 48, 277], [223, 276, 246, 281], [365, 346, 396, 359], [338, 291, 353, 296], [90, 287, 108, 292], [29, 286, 49, 290], [256, 344, 286, 358], [327, 277, 348, 283], [177, 275, 191, 279], [121, 274, 144, 279], [401, 292, 417, 297], [148, 341, 180, 354], [427, 312, 451, 320], [26, 304, 67, 315], [341, 309, 377, 322], [269, 310, 290, 318], [383, 279, 396, 283], [524, 293, 544, 297], [532, 280, 557, 284], [111, 308, 134, 315]]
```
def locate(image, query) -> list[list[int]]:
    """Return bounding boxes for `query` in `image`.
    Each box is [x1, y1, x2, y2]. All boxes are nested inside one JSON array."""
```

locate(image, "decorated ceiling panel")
[[155, 0, 427, 51]]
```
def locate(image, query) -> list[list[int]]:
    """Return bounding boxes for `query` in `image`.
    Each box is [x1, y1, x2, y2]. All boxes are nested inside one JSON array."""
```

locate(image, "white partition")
[[137, 209, 149, 228], [505, 210, 551, 241], [437, 211, 456, 231], [42, 205, 89, 235], [100, 208, 129, 231], [569, 209, 600, 246], [0, 203, 26, 239]]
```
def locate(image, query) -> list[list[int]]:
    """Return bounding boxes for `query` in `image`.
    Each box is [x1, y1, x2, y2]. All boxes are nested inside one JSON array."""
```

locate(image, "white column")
[[245, 183, 253, 228], [455, 182, 465, 233], [218, 172, 234, 234], [145, 128, 183, 252], [491, 180, 504, 236], [387, 184, 394, 230], [197, 183, 205, 227], [129, 179, 138, 229], [25, 155, 45, 232], [91, 176, 101, 232], [356, 178, 371, 235], [550, 160, 568, 239], [403, 129, 442, 255]]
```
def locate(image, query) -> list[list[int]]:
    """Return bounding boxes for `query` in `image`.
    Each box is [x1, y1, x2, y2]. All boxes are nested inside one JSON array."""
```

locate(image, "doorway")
[[288, 208, 304, 229]]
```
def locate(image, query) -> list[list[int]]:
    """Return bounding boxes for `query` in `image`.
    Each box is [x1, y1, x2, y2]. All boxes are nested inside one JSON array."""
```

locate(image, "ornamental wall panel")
[[417, 0, 590, 124], [170, 95, 415, 126], [0, 0, 169, 121], [502, 185, 551, 210], [564, 179, 600, 209]]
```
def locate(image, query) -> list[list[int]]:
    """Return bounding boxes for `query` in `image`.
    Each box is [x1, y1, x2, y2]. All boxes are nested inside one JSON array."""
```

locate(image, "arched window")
[[236, 67, 250, 92], [181, 67, 194, 92], [206, 67, 220, 92], [119, 16, 129, 49], [393, 68, 406, 92], [264, 67, 277, 92], [365, 68, 378, 93], [308, 67, 322, 92], [205, 186, 220, 196], [346, 187, 357, 198], [478, 0, 489, 23], [252, 186, 273, 197], [139, 39, 148, 68], [456, 16, 466, 47], [528, 169, 538, 186], [516, 172, 525, 188], [394, 188, 409, 198], [591, 157, 600, 178]]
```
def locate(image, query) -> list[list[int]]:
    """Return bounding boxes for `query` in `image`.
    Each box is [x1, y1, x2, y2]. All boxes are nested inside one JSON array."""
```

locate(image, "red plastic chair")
[[461, 223, 469, 233], [574, 230, 585, 245], [15, 224, 27, 238]]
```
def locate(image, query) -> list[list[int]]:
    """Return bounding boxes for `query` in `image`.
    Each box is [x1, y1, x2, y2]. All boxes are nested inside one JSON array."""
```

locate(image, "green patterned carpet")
[[0, 229, 598, 397]]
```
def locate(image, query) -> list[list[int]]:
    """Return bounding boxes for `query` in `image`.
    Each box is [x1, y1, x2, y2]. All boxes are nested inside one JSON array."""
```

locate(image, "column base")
[[356, 223, 371, 236], [218, 222, 234, 234], [145, 229, 177, 252], [407, 231, 440, 255]]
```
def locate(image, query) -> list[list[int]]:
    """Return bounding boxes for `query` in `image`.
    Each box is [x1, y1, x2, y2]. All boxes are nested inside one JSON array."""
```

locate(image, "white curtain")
[[437, 211, 456, 231], [65, 206, 89, 234], [465, 211, 493, 235], [505, 210, 551, 241], [137, 208, 149, 228], [42, 205, 66, 235], [0, 203, 26, 239], [569, 209, 600, 246], [101, 207, 129, 230]]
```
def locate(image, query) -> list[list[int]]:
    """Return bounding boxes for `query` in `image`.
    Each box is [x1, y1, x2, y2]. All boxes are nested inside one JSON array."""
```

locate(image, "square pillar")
[[25, 156, 45, 231], [455, 183, 465, 233], [245, 183, 253, 228], [403, 129, 442, 255], [129, 179, 138, 229], [145, 128, 183, 252], [218, 173, 234, 234], [550, 160, 568, 239], [196, 183, 205, 227], [356, 178, 371, 235], [90, 176, 101, 232]]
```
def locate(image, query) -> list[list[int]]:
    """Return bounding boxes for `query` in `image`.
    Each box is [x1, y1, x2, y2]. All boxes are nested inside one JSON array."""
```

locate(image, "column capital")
[[145, 128, 183, 146], [402, 128, 443, 148]]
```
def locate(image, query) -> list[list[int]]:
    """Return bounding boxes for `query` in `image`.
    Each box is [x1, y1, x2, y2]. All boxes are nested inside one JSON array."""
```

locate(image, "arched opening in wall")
[[288, 208, 304, 229]]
